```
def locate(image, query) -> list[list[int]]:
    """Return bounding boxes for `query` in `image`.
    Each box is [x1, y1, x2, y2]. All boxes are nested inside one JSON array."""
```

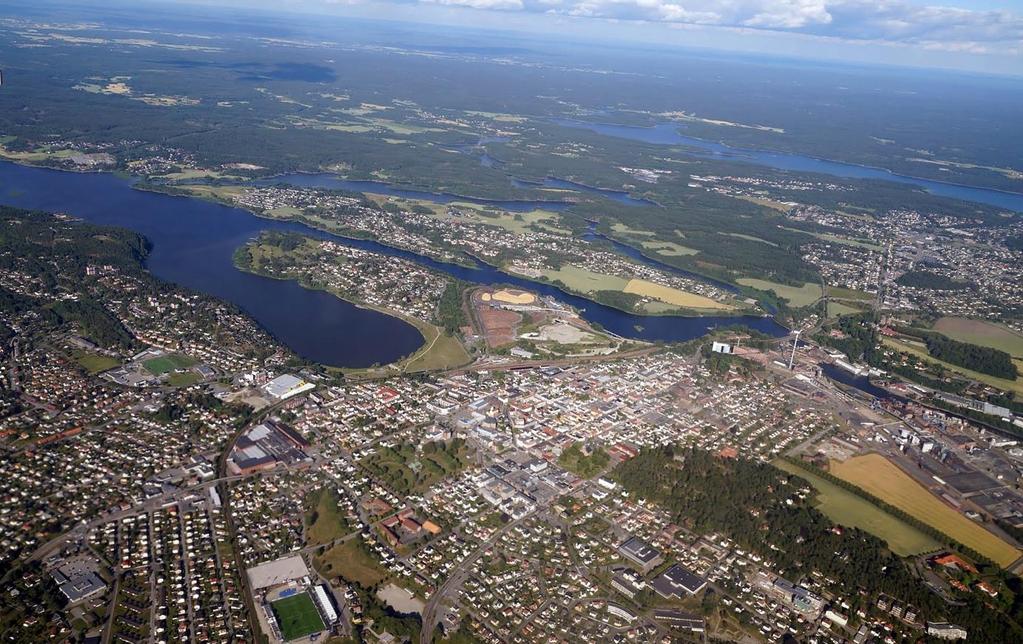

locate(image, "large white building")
[[246, 555, 310, 590], [264, 374, 315, 400]]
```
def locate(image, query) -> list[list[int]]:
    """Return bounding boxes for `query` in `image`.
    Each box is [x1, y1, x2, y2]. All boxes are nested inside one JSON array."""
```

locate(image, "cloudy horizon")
[[79, 0, 1023, 75]]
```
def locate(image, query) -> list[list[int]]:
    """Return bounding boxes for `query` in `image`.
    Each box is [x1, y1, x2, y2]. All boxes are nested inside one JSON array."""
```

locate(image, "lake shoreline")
[[139, 180, 757, 320]]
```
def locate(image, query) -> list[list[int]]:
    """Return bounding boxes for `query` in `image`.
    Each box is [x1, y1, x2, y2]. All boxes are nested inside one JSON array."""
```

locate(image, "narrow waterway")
[[257, 174, 575, 213]]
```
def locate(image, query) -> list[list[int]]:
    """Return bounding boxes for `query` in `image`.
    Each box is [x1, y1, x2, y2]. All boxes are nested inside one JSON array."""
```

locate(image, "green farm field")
[[773, 459, 940, 556], [737, 278, 822, 307], [540, 265, 629, 294], [932, 317, 1023, 358], [831, 454, 1022, 567]]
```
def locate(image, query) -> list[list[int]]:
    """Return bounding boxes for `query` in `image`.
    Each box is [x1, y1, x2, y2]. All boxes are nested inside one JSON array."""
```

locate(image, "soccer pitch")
[[272, 592, 325, 641], [143, 352, 196, 375]]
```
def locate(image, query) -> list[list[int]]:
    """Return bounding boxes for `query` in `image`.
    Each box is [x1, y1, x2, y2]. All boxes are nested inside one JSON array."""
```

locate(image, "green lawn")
[[316, 539, 387, 588], [558, 443, 610, 478], [827, 301, 863, 318], [143, 353, 196, 375], [828, 286, 874, 301], [72, 350, 120, 374], [306, 488, 352, 546], [737, 278, 823, 307], [401, 318, 471, 373], [167, 371, 202, 387], [272, 592, 325, 641], [773, 459, 940, 556]]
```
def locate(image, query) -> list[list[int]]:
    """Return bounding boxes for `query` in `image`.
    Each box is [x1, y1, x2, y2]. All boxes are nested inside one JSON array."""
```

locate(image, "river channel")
[[0, 160, 787, 367]]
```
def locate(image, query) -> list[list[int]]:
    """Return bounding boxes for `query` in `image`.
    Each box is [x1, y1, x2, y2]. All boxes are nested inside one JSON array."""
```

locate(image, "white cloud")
[[385, 0, 1023, 55], [742, 0, 832, 29], [423, 0, 525, 9]]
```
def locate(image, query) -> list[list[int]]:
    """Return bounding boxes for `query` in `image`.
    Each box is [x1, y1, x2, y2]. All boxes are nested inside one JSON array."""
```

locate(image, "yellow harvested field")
[[489, 289, 536, 305], [623, 279, 731, 310], [831, 454, 1022, 567]]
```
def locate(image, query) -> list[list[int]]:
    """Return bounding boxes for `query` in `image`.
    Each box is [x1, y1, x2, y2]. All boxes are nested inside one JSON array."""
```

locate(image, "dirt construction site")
[[469, 287, 620, 356]]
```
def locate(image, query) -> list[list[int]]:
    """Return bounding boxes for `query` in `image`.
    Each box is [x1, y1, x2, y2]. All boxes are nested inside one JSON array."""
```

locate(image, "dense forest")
[[898, 327, 1018, 379], [0, 285, 36, 316], [814, 312, 880, 361], [1, 18, 1014, 294], [435, 280, 469, 335], [925, 334, 1018, 380], [896, 270, 973, 291], [50, 299, 136, 351], [2, 4, 1021, 195], [614, 447, 1023, 641]]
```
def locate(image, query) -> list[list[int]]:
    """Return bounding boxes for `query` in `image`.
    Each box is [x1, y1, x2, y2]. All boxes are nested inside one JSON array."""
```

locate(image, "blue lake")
[[554, 119, 1023, 213], [0, 160, 788, 367]]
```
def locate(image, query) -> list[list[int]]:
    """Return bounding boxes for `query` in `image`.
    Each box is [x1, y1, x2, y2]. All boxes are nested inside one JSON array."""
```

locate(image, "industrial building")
[[227, 420, 312, 475], [618, 536, 664, 573], [651, 564, 707, 598], [264, 374, 316, 400]]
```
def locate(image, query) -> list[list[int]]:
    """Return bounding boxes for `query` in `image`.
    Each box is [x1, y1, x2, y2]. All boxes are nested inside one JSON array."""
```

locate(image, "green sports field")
[[272, 592, 325, 641], [143, 352, 196, 375]]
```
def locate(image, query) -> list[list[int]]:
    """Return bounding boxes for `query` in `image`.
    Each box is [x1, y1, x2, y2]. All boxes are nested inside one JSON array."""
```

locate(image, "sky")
[[161, 1, 1023, 74]]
